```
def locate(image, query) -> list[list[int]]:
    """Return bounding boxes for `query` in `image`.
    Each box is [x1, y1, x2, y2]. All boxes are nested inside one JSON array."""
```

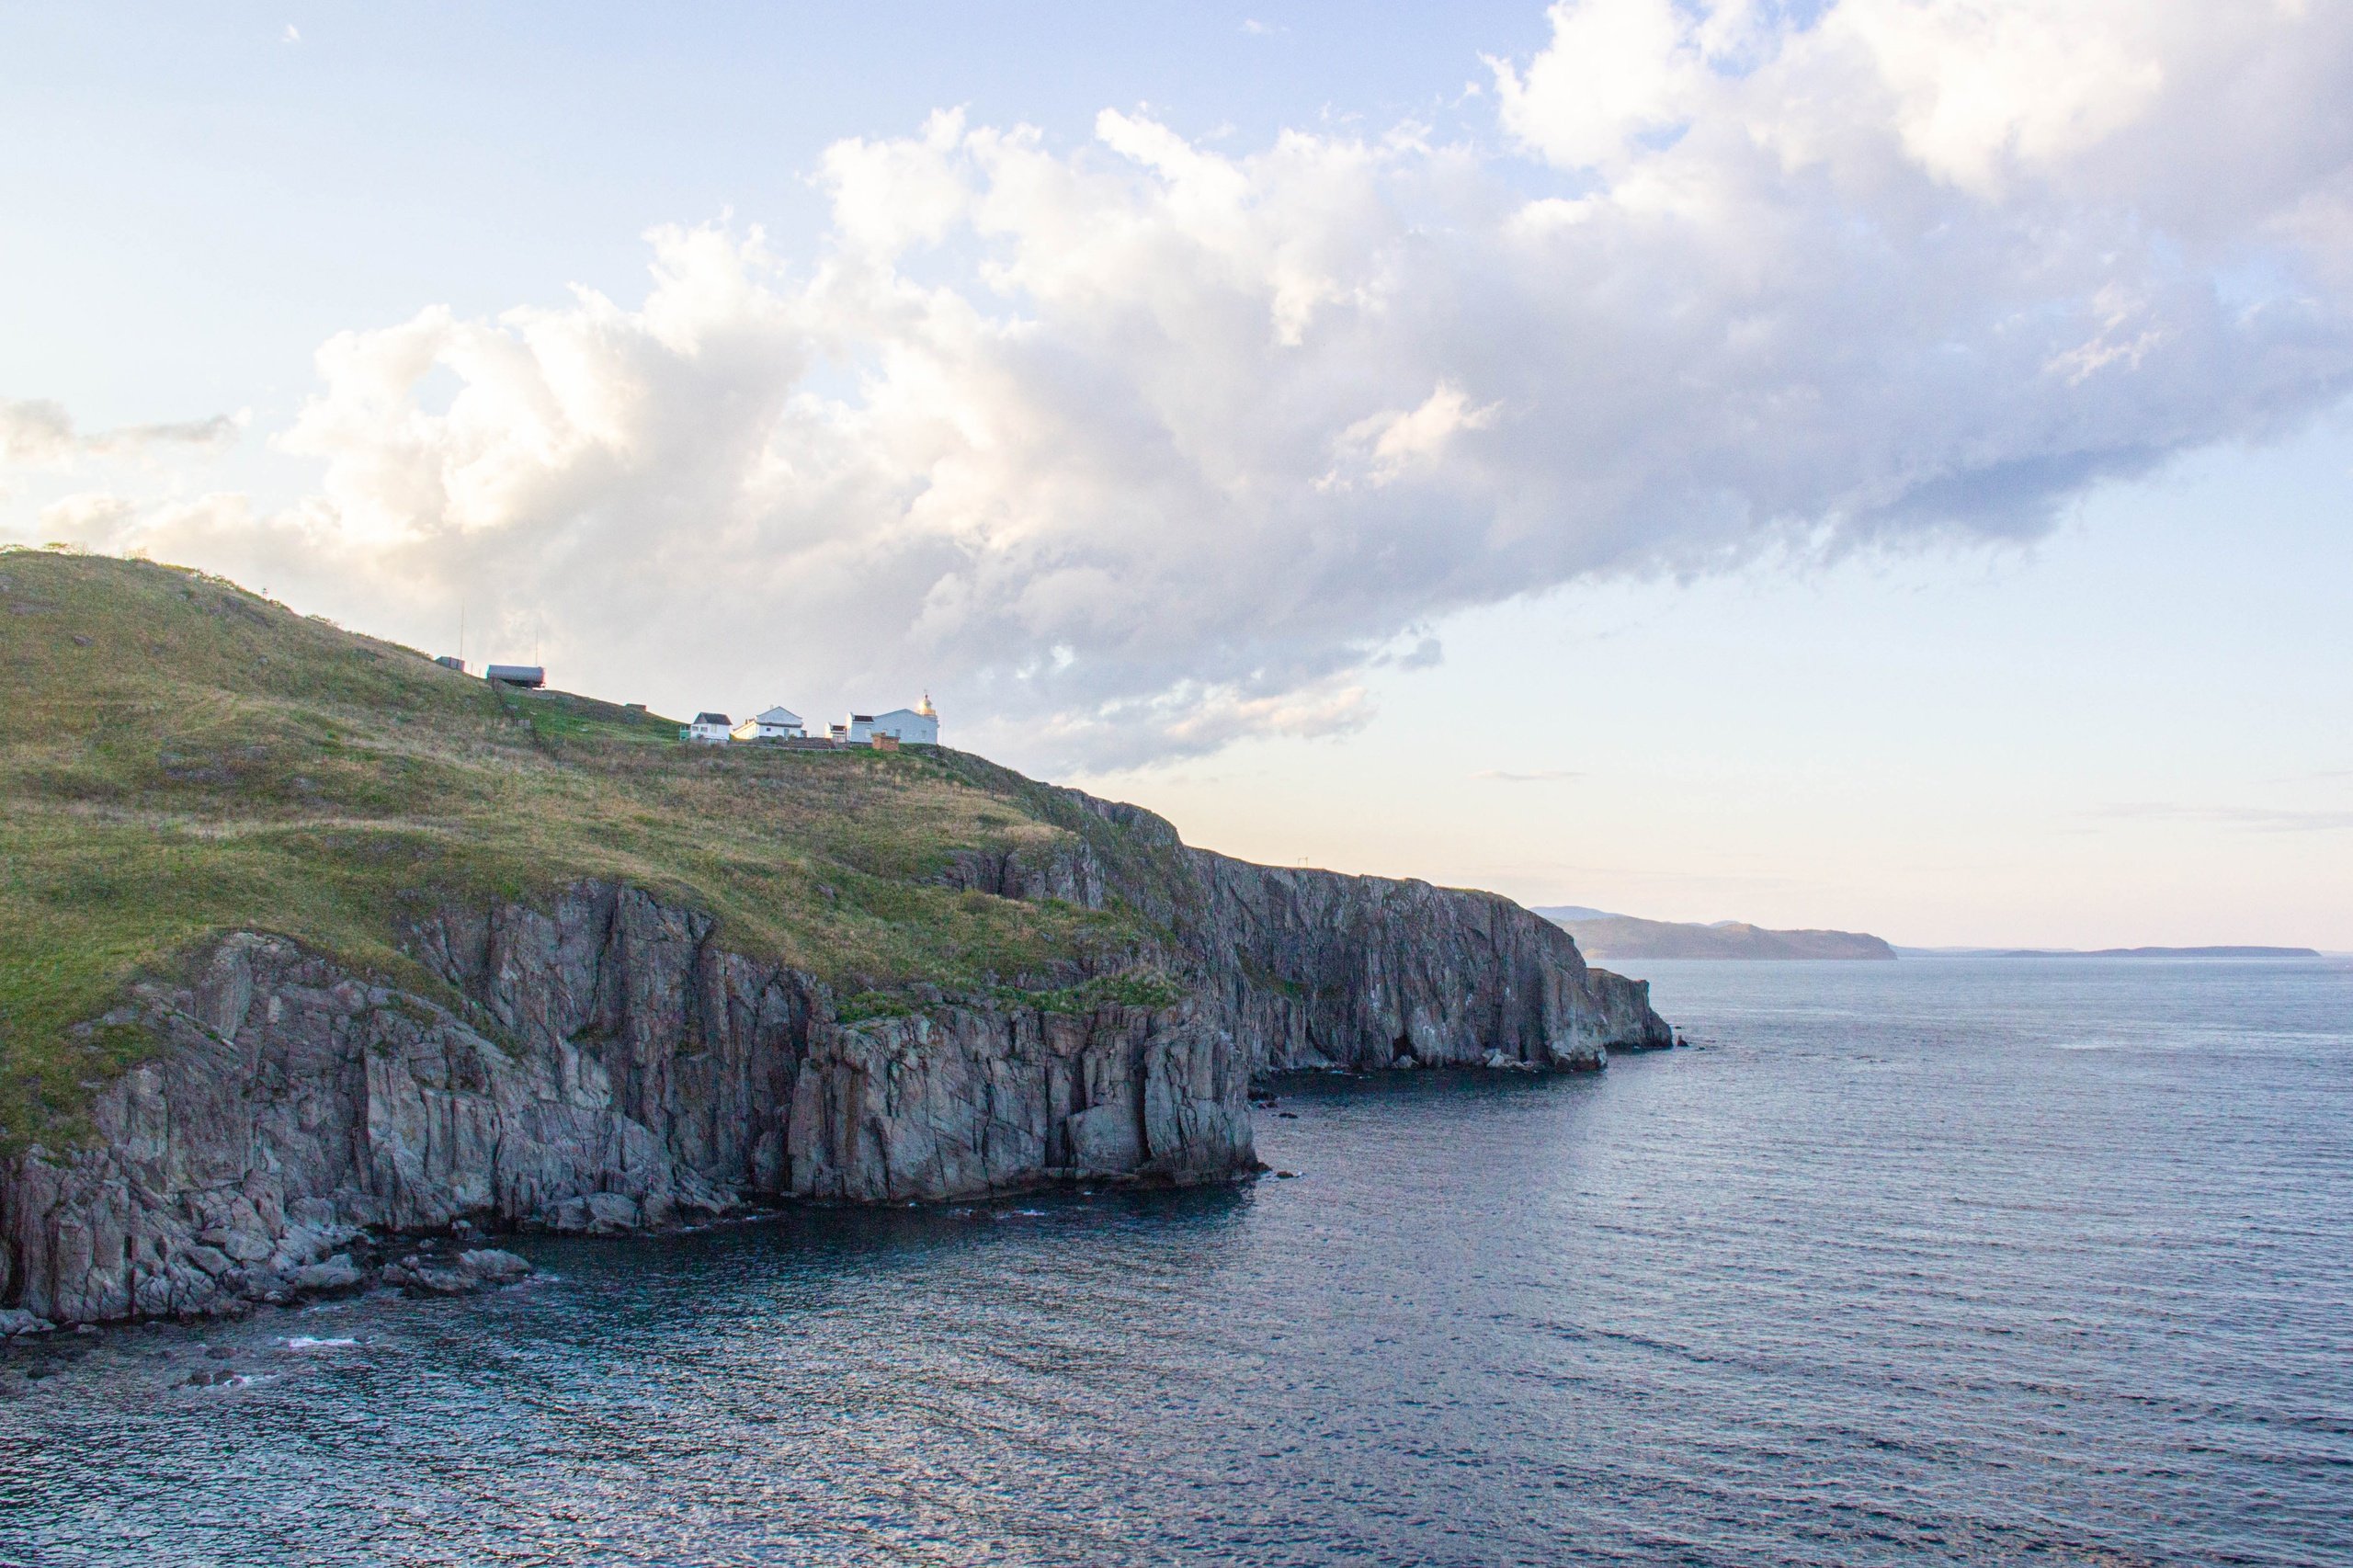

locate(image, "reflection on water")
[[5, 958, 2349, 1566]]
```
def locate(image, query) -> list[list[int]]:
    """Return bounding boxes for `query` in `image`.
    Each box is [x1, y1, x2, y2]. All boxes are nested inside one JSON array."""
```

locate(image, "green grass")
[[997, 972, 1187, 1015], [0, 547, 1174, 1152]]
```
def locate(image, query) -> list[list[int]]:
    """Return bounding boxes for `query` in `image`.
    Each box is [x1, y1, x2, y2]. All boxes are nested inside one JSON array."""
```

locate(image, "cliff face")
[[1, 886, 1252, 1325], [949, 786, 1674, 1074], [1, 795, 1667, 1328], [1182, 853, 1667, 1072]]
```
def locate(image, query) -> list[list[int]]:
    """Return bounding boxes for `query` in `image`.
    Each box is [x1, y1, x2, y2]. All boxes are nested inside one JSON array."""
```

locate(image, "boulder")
[[385, 1247, 532, 1297]]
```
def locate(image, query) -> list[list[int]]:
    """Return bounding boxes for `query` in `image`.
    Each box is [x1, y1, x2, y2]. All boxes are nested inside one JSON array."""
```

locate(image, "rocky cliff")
[[964, 787, 1671, 1073], [1, 552, 1669, 1329], [1, 816, 1664, 1328]]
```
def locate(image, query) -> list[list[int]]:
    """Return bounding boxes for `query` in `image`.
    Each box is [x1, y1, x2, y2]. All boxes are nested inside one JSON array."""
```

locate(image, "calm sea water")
[[4, 957, 2349, 1567]]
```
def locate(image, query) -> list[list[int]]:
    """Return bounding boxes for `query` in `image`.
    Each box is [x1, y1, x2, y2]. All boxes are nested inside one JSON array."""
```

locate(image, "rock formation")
[[1, 791, 1667, 1328]]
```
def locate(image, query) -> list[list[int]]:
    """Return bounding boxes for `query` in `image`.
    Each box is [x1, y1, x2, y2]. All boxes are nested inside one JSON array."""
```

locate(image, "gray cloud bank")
[[1, 400, 241, 466], [2093, 803, 2353, 835], [13, 1, 2353, 767]]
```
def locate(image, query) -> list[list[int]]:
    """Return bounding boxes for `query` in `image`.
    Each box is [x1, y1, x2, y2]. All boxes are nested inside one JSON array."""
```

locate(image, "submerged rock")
[[383, 1247, 531, 1298], [460, 1248, 531, 1285], [288, 1256, 366, 1295]]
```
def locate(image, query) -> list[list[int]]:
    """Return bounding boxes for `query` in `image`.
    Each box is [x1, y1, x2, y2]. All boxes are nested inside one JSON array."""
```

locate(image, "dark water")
[[5, 957, 2350, 1567]]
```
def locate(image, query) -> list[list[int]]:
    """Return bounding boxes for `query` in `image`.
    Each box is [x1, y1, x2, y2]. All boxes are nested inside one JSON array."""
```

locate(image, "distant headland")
[[1905, 945, 2324, 960], [1534, 911, 2324, 963], [1535, 910, 1896, 961]]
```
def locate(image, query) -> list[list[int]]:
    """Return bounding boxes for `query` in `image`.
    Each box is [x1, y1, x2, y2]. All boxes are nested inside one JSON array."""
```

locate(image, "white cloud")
[[17, 0, 2353, 768], [1490, 0, 1715, 175], [35, 491, 140, 542], [1330, 381, 1502, 490]]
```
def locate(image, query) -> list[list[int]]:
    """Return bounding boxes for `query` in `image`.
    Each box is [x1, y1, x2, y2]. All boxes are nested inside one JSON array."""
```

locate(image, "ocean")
[[4, 957, 2348, 1566]]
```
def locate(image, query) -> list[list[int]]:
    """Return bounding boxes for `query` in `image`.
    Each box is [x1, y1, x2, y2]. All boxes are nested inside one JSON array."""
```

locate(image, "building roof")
[[692, 712, 731, 725], [755, 706, 802, 724], [484, 664, 545, 686]]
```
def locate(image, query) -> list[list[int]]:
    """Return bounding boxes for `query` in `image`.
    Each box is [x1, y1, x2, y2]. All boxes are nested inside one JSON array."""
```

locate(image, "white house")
[[683, 711, 733, 744], [846, 693, 939, 747], [732, 705, 805, 742]]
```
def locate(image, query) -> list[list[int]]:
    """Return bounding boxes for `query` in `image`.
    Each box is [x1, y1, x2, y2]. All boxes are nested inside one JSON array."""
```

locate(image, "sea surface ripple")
[[4, 957, 2348, 1566]]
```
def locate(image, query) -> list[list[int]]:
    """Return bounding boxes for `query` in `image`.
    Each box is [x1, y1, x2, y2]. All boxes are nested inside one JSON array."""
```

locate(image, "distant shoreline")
[[1882, 941, 2325, 950], [1536, 911, 1895, 961], [1900, 945, 2323, 960], [1533, 906, 2328, 962]]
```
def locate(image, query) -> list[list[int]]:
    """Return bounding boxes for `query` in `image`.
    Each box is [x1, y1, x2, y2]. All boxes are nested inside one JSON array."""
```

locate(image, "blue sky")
[[4, 2, 2349, 947], [2, 3, 1548, 423]]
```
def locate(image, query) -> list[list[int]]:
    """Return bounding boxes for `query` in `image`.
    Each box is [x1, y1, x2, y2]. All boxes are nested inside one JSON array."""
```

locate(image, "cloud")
[[2091, 802, 2353, 834], [22, 1, 2353, 768], [1475, 768, 1587, 783], [1325, 381, 1501, 491], [1490, 0, 1713, 175], [0, 399, 242, 467]]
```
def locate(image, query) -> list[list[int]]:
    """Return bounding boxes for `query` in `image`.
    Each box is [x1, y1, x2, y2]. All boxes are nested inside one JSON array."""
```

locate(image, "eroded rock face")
[[3, 792, 1668, 1326], [0, 898, 1251, 1324], [939, 789, 1676, 1072], [787, 1004, 1252, 1200], [1179, 853, 1668, 1072]]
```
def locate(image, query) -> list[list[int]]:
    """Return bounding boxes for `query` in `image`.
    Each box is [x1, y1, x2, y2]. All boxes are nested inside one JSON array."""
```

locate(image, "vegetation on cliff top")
[[0, 548, 1180, 1149]]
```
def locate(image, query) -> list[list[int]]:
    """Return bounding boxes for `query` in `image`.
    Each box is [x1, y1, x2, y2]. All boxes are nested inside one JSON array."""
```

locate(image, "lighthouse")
[[849, 694, 940, 746]]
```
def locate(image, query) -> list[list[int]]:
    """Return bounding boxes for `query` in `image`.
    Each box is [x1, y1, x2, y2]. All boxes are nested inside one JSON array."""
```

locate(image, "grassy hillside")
[[0, 547, 1173, 1151]]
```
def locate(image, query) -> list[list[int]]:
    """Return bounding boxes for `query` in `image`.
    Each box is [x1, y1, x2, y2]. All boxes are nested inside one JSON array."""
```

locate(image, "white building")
[[732, 704, 806, 742], [683, 711, 733, 744], [845, 693, 939, 747]]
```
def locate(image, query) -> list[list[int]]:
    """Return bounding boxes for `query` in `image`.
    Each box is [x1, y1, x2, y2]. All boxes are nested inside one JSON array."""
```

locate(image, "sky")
[[2, 1, 2348, 949]]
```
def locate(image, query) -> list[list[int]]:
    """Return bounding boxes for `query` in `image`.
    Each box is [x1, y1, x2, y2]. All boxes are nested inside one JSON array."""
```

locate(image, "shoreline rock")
[[383, 1247, 532, 1297]]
